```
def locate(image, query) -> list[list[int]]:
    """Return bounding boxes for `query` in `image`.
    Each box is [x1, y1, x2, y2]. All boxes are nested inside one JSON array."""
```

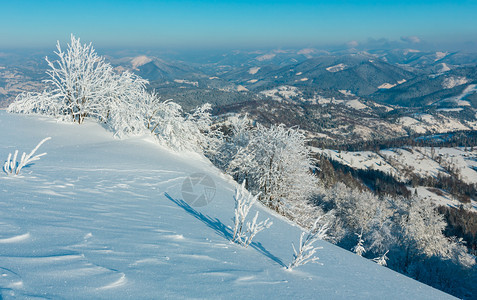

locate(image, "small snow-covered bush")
[[372, 250, 389, 266], [3, 137, 51, 176], [288, 217, 329, 270], [8, 91, 61, 116], [352, 230, 366, 257], [148, 99, 221, 153], [232, 181, 272, 247]]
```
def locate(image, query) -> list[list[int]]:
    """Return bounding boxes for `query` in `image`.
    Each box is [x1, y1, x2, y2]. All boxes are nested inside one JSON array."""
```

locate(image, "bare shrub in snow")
[[3, 137, 51, 176], [232, 181, 272, 247], [288, 217, 329, 270]]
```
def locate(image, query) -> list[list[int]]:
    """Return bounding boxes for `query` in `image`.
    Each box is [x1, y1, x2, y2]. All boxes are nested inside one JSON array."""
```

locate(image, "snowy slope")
[[0, 112, 454, 299]]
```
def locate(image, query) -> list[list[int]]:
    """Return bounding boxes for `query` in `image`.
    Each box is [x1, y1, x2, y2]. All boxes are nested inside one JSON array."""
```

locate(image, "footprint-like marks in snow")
[[0, 267, 23, 290]]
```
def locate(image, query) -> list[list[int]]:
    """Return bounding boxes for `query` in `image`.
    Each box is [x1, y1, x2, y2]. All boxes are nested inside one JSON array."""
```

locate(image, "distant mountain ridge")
[[2, 48, 477, 145]]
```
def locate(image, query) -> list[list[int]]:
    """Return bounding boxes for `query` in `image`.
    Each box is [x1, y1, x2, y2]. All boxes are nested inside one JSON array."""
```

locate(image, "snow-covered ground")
[[260, 86, 300, 101], [314, 146, 477, 212], [398, 113, 477, 134], [440, 84, 477, 106], [378, 83, 397, 89], [173, 79, 199, 87], [0, 112, 454, 299], [411, 186, 477, 212], [419, 147, 477, 185], [131, 56, 153, 70], [345, 99, 368, 110], [313, 148, 400, 178], [442, 77, 468, 90], [248, 67, 260, 75], [316, 147, 477, 185], [326, 64, 347, 72]]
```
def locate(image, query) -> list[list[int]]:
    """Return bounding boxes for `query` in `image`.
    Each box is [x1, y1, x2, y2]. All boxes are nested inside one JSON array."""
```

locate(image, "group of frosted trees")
[[6, 34, 325, 269], [215, 115, 475, 295], [8, 35, 217, 153], [7, 35, 476, 294], [216, 117, 324, 229], [320, 182, 476, 296]]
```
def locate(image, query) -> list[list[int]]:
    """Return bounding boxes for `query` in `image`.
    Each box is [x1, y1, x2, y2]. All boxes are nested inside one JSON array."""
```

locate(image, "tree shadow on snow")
[[164, 192, 286, 267]]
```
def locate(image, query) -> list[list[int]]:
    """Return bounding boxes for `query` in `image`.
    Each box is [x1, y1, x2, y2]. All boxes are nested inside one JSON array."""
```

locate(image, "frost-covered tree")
[[8, 35, 221, 151], [8, 34, 148, 132], [324, 182, 387, 236], [213, 114, 253, 170], [43, 34, 148, 124], [314, 176, 476, 297], [400, 198, 451, 260], [352, 230, 366, 257], [101, 72, 149, 137], [140, 90, 169, 131], [44, 34, 117, 123], [288, 217, 329, 270], [232, 181, 272, 247], [397, 197, 475, 270], [9, 91, 61, 116], [229, 124, 318, 217]]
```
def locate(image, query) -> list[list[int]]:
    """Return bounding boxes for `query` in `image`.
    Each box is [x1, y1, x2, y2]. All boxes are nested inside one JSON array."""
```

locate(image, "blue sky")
[[1, 0, 476, 50]]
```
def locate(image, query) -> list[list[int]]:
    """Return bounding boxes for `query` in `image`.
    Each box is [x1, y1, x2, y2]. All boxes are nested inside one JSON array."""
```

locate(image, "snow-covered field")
[[326, 64, 347, 72], [441, 84, 477, 106], [0, 112, 454, 299], [398, 113, 477, 134], [315, 147, 477, 212], [248, 67, 260, 75], [260, 86, 300, 101]]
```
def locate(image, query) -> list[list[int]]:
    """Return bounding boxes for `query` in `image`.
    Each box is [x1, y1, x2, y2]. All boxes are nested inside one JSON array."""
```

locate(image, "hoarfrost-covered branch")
[[232, 181, 272, 247], [3, 137, 51, 176], [372, 250, 389, 266], [288, 217, 329, 270]]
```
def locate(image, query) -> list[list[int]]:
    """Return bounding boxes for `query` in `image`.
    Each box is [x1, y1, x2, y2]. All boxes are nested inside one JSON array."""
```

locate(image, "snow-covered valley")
[[314, 147, 477, 213], [0, 112, 455, 299]]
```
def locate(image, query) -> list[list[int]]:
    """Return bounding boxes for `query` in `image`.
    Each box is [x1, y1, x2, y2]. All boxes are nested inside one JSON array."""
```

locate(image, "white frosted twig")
[[3, 137, 51, 176], [3, 153, 12, 175], [232, 180, 272, 247], [243, 211, 272, 247], [288, 217, 329, 270]]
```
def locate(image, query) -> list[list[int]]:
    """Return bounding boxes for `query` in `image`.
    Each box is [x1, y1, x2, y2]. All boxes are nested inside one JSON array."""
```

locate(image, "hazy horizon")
[[1, 0, 477, 51]]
